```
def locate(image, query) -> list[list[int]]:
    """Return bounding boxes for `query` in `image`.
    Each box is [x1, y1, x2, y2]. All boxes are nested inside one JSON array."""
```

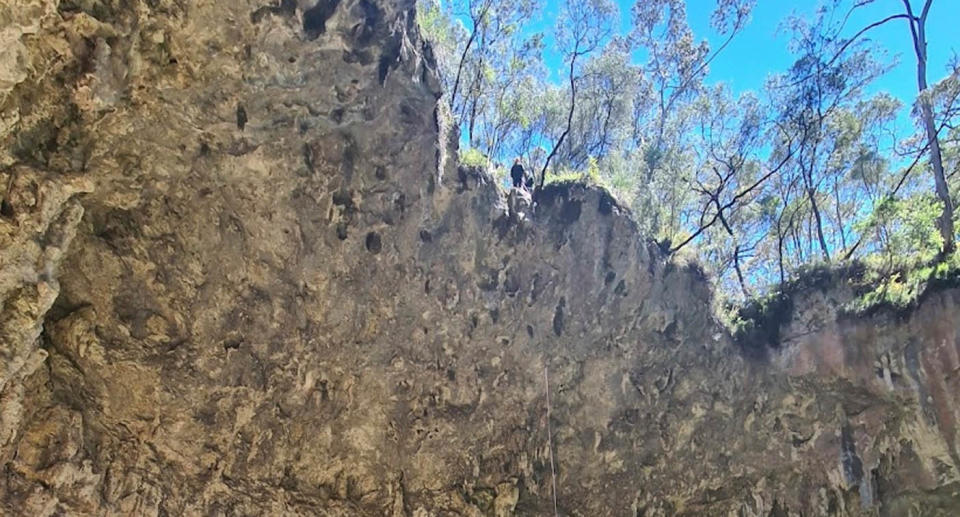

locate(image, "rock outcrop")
[[1, 0, 958, 515]]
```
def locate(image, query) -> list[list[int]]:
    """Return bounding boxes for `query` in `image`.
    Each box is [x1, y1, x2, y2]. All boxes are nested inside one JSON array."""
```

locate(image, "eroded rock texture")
[[1, 0, 958, 515]]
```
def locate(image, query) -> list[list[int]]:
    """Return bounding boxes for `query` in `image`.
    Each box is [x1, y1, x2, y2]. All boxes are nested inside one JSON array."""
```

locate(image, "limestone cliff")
[[1, 0, 958, 515]]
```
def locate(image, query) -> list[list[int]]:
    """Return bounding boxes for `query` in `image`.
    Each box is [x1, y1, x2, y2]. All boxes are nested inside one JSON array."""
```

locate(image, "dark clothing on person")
[[511, 163, 525, 188]]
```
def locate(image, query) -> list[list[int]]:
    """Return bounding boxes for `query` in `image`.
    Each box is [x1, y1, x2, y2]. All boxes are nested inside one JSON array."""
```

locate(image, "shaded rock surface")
[[0, 0, 958, 515]]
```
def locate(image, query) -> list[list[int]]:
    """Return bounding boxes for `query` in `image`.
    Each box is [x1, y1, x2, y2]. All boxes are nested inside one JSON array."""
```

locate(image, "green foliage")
[[543, 157, 607, 187], [848, 252, 960, 312], [731, 291, 794, 358], [855, 195, 944, 264], [729, 252, 960, 355], [459, 147, 489, 168], [585, 156, 603, 185], [490, 162, 509, 184], [544, 169, 585, 185]]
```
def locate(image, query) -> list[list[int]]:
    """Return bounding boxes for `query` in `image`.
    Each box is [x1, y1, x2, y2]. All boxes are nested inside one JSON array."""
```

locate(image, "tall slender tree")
[[537, 0, 616, 192], [810, 0, 955, 253], [902, 0, 955, 253]]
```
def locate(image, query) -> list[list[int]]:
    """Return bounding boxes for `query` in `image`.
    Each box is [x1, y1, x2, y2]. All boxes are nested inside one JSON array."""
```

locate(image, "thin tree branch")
[[671, 142, 797, 253]]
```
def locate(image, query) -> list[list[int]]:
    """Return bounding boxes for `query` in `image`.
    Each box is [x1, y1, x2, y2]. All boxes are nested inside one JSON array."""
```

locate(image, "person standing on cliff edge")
[[510, 158, 525, 189]]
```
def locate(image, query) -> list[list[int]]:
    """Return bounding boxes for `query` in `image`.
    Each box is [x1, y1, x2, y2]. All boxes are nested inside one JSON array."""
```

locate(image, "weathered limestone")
[[1, 0, 958, 515]]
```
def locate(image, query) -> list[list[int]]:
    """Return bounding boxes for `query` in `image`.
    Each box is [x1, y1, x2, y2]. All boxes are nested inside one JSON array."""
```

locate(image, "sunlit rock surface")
[[1, 0, 958, 515]]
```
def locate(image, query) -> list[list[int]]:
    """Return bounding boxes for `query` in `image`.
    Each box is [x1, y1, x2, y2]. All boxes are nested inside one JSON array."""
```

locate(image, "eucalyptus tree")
[[554, 43, 638, 171], [900, 0, 955, 253], [417, 0, 466, 95], [418, 0, 543, 154], [536, 0, 618, 191], [806, 0, 958, 253], [766, 8, 887, 263], [936, 62, 960, 198], [625, 0, 754, 238], [684, 86, 766, 297]]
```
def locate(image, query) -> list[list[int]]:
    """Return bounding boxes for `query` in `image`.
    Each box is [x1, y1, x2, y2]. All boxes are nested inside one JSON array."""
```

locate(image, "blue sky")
[[687, 1, 957, 99], [529, 0, 958, 112]]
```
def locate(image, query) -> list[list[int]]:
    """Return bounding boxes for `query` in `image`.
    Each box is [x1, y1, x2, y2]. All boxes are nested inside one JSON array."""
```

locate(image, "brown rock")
[[0, 0, 958, 515]]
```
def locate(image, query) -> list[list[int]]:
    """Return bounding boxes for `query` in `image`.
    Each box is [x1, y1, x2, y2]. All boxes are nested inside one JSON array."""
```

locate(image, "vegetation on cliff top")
[[729, 253, 960, 356], [418, 0, 960, 308]]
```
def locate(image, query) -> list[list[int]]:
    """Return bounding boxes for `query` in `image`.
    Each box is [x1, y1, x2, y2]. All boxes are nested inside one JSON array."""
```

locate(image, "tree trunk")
[[803, 168, 831, 261], [467, 61, 482, 148], [907, 0, 955, 253], [833, 182, 847, 251], [734, 245, 751, 298], [538, 48, 580, 192], [450, 28, 478, 108], [793, 223, 804, 263], [777, 223, 787, 285]]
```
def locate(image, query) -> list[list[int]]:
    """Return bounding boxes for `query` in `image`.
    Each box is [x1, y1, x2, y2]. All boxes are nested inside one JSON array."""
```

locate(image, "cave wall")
[[1, 0, 958, 515]]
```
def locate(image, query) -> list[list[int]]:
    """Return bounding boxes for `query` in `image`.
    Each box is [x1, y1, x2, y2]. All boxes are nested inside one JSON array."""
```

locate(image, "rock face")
[[1, 0, 958, 515]]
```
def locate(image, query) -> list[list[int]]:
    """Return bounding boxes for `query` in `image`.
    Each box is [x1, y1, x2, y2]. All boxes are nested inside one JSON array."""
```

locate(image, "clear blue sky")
[[687, 1, 957, 99], [528, 0, 958, 114]]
